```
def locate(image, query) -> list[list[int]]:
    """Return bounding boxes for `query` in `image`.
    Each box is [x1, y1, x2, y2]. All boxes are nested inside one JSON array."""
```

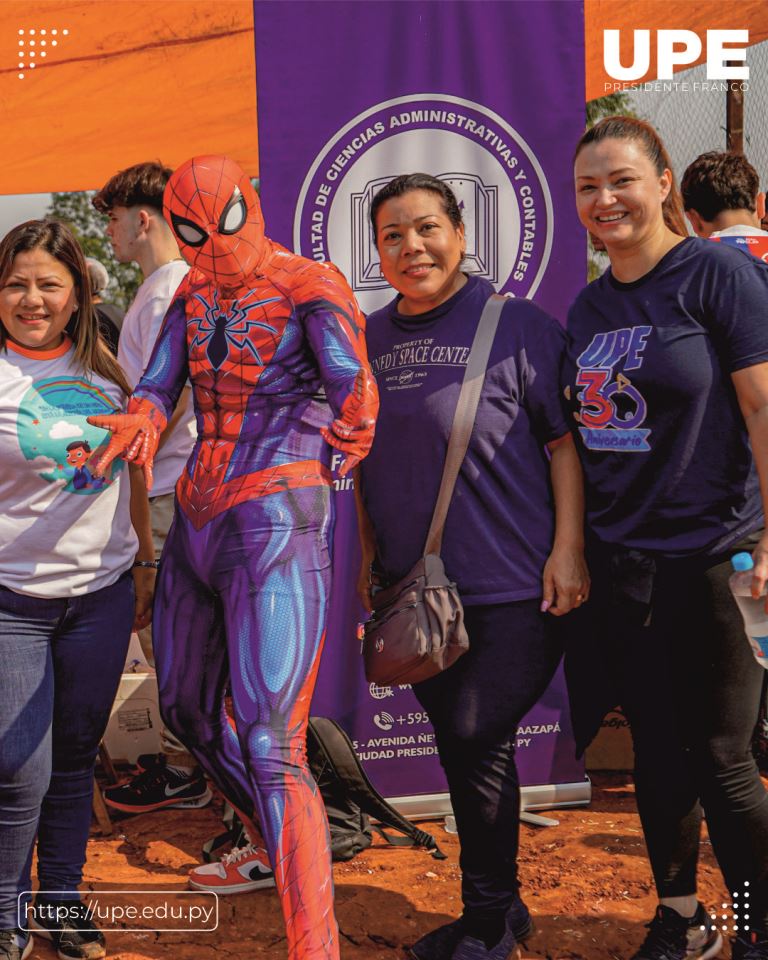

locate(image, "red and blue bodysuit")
[[91, 156, 378, 959]]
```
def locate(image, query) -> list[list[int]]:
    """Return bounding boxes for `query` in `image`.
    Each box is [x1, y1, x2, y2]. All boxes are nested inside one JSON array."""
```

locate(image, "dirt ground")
[[29, 772, 739, 960]]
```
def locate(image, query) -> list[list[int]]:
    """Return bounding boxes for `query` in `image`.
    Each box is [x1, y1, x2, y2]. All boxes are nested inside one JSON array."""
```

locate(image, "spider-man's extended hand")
[[320, 368, 379, 477], [87, 397, 168, 491]]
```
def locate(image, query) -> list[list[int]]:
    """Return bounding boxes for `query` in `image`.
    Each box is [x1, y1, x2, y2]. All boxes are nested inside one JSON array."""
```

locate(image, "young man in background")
[[92, 162, 209, 813], [681, 151, 768, 254]]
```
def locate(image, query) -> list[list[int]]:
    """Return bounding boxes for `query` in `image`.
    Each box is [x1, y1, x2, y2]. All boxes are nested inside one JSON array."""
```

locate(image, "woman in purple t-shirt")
[[356, 173, 589, 960], [566, 116, 768, 960]]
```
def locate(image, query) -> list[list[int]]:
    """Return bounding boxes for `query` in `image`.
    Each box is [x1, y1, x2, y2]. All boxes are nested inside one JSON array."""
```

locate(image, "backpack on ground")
[[201, 716, 446, 864], [306, 715, 446, 862]]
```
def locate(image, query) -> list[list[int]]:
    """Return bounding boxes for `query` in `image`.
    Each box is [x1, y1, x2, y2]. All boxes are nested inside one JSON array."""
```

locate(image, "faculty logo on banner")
[[294, 93, 554, 315]]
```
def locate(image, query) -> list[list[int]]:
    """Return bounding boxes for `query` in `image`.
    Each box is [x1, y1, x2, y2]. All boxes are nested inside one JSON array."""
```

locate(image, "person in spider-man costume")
[[89, 155, 378, 960]]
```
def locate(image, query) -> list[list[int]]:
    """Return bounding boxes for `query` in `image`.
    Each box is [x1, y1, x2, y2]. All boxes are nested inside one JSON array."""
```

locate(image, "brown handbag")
[[362, 294, 506, 686]]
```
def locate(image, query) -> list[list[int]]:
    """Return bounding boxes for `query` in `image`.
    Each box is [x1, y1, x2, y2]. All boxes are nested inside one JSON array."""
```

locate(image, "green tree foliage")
[[46, 191, 141, 310], [586, 90, 638, 127], [587, 242, 609, 283]]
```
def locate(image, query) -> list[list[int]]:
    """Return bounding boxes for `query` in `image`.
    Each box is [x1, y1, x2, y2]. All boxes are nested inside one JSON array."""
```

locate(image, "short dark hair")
[[66, 440, 92, 453], [680, 151, 760, 220], [369, 173, 464, 237], [574, 116, 688, 237], [92, 161, 173, 214]]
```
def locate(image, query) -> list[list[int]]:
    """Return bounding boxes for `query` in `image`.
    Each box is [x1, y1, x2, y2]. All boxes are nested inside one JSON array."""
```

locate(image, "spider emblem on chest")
[[189, 289, 283, 370]]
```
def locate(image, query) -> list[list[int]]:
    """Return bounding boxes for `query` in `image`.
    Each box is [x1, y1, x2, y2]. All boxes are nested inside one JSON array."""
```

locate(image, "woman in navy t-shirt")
[[356, 174, 589, 960], [566, 116, 768, 960]]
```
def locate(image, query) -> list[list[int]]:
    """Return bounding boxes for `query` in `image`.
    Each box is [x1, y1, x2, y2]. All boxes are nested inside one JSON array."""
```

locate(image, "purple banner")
[[254, 0, 587, 801], [313, 455, 584, 800]]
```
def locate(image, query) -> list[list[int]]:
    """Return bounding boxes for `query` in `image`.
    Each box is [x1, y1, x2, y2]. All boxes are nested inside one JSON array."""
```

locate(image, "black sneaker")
[[409, 898, 532, 960], [504, 899, 533, 944], [0, 930, 33, 960], [733, 930, 768, 959], [408, 919, 465, 960], [103, 756, 212, 813], [29, 901, 105, 960], [451, 902, 533, 960], [631, 904, 723, 959]]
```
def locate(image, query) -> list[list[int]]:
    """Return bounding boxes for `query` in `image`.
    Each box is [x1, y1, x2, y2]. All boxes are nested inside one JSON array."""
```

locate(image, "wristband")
[[133, 560, 160, 569]]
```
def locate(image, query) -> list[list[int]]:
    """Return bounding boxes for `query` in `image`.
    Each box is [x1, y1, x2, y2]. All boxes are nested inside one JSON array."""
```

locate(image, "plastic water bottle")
[[729, 552, 768, 668]]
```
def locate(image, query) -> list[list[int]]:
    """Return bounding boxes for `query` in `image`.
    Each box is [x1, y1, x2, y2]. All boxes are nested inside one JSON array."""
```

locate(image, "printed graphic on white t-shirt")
[[18, 376, 122, 493], [0, 341, 136, 597]]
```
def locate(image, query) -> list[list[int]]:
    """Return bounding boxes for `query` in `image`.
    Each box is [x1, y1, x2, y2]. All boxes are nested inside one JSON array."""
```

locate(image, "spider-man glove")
[[87, 396, 168, 491], [320, 368, 379, 477]]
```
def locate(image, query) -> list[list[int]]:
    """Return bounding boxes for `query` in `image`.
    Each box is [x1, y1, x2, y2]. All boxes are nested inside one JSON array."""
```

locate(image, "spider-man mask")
[[164, 155, 266, 290]]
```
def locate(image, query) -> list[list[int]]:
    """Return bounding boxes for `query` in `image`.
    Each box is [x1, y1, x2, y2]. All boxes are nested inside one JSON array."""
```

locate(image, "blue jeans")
[[0, 573, 133, 929]]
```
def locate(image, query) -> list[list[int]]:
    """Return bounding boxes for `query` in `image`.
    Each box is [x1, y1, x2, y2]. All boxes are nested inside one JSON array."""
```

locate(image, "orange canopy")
[[585, 0, 768, 102], [0, 0, 258, 194], [5, 2, 766, 191]]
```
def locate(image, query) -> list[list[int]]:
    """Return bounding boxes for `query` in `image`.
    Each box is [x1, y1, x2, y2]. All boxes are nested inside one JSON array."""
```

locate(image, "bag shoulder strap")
[[308, 717, 446, 859], [424, 293, 507, 557]]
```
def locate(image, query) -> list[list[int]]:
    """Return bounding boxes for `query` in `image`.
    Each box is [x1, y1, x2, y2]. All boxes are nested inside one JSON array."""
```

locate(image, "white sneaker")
[[188, 843, 276, 894]]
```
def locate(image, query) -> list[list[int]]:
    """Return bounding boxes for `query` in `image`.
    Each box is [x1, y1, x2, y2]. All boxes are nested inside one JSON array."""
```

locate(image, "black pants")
[[413, 599, 563, 939], [566, 537, 768, 929]]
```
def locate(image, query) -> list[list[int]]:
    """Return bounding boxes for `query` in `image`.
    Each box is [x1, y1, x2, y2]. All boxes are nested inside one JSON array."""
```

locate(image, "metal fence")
[[585, 39, 768, 278], [623, 39, 768, 191]]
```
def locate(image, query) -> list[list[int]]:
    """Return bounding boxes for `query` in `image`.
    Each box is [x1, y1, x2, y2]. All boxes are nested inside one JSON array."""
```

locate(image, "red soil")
[[32, 773, 739, 960]]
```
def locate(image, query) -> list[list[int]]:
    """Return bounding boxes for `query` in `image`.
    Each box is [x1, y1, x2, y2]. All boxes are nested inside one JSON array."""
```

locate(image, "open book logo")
[[294, 93, 553, 315]]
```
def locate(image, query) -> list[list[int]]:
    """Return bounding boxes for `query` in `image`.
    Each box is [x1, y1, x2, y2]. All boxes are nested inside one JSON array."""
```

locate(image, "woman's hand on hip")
[[541, 543, 590, 616]]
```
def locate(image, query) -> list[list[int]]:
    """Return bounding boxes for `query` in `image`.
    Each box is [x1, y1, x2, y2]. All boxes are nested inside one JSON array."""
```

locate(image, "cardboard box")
[[124, 630, 152, 672], [585, 706, 634, 771], [103, 672, 162, 764]]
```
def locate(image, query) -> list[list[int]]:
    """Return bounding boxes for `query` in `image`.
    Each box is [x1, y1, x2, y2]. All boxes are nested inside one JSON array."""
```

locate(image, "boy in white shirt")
[[91, 163, 209, 813]]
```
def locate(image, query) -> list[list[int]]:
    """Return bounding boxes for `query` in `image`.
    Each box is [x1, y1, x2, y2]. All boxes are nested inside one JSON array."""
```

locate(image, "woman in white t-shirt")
[[0, 220, 154, 960]]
